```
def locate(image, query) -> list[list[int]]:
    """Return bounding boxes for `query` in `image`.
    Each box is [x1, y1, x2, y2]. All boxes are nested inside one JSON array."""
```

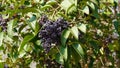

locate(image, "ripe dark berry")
[[38, 16, 69, 52]]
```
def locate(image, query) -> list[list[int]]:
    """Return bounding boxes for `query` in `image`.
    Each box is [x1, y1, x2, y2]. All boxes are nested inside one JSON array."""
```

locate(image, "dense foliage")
[[0, 0, 120, 68]]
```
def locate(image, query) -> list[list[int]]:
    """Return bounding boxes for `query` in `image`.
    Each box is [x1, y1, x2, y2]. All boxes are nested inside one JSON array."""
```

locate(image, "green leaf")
[[19, 43, 31, 58], [60, 46, 68, 61], [82, 6, 89, 14], [89, 40, 99, 51], [55, 46, 68, 64], [18, 25, 27, 33], [71, 46, 81, 62], [77, 23, 86, 33], [46, 1, 57, 5], [61, 0, 75, 14], [41, 5, 52, 10], [67, 4, 77, 14], [55, 53, 64, 64], [18, 34, 34, 53], [29, 20, 37, 31], [61, 0, 72, 10], [19, 48, 26, 58], [87, 2, 95, 10], [113, 20, 120, 35], [70, 26, 79, 40], [75, 0, 77, 6], [35, 21, 40, 35], [24, 1, 30, 5], [108, 0, 114, 3], [61, 29, 70, 46], [72, 43, 84, 58], [29, 15, 36, 22], [20, 7, 39, 14], [0, 32, 4, 46], [0, 63, 3, 68], [7, 20, 14, 38], [57, 12, 69, 20]]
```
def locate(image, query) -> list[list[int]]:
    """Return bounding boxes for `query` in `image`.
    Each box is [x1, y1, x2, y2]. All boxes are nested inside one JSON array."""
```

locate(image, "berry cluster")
[[0, 15, 7, 31], [38, 16, 69, 52]]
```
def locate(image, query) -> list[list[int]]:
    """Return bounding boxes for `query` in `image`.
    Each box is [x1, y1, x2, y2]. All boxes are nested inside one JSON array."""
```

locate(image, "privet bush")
[[0, 0, 120, 68]]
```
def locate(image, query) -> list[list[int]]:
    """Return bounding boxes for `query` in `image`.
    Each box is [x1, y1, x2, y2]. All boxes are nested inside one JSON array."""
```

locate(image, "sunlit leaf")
[[108, 0, 114, 3], [75, 0, 77, 6], [18, 34, 34, 53], [87, 2, 95, 10], [61, 29, 70, 46], [7, 20, 14, 38], [0, 32, 3, 46], [67, 4, 77, 14], [19, 48, 26, 58], [82, 6, 89, 14], [35, 21, 40, 35], [77, 23, 86, 33], [61, 0, 76, 14], [70, 26, 79, 40], [61, 0, 72, 11]]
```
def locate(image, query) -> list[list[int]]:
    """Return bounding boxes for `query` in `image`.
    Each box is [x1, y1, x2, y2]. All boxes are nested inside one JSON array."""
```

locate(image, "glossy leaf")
[[61, 29, 70, 46], [56, 46, 68, 64], [72, 43, 84, 58], [60, 46, 68, 61], [77, 23, 86, 33], [70, 26, 79, 40]]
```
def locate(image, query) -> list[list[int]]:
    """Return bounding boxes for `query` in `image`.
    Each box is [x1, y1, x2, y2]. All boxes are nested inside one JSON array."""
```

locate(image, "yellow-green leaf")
[[82, 6, 89, 14], [0, 32, 3, 46], [18, 34, 34, 53], [77, 23, 86, 33], [70, 26, 79, 40]]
